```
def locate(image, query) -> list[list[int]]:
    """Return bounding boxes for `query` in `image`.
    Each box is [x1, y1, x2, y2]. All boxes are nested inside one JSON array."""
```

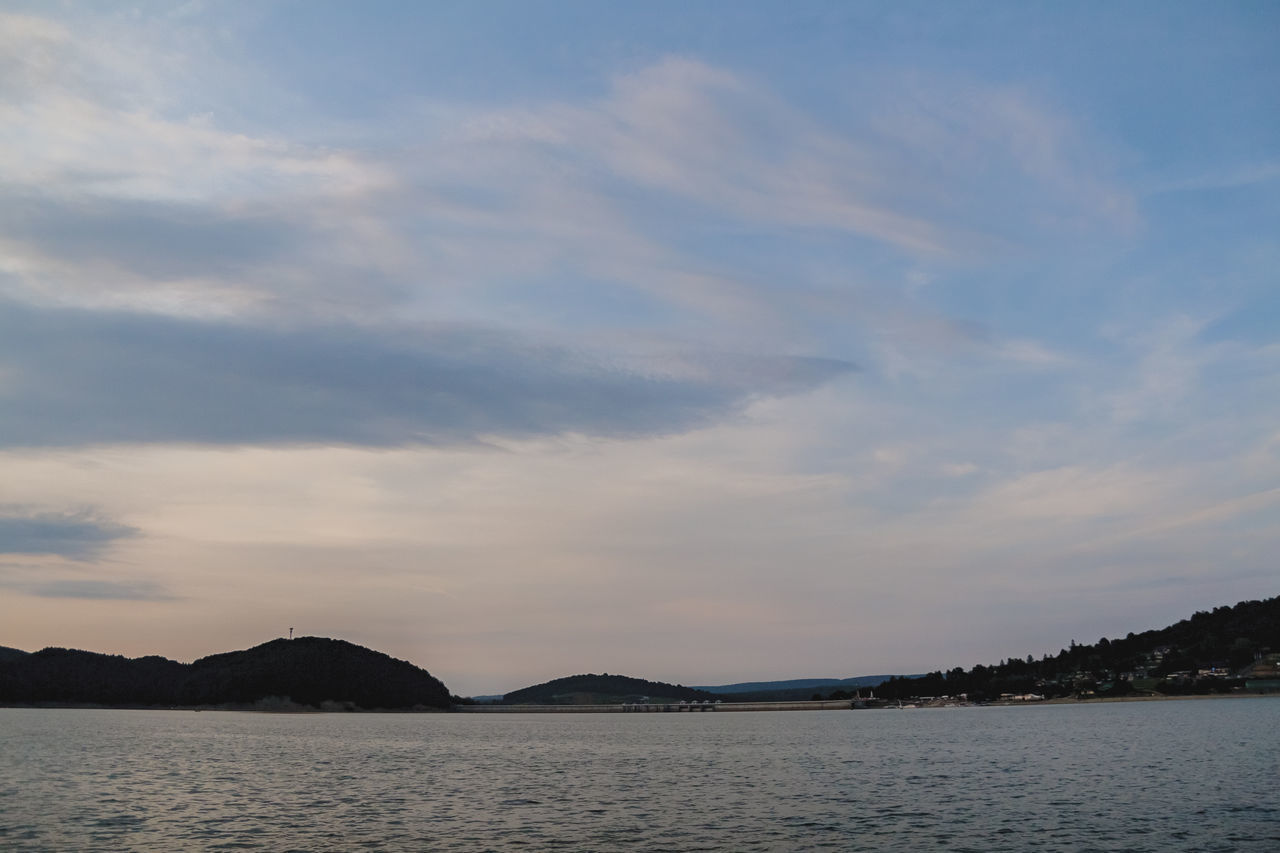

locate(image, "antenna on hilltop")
[[289, 627, 294, 640]]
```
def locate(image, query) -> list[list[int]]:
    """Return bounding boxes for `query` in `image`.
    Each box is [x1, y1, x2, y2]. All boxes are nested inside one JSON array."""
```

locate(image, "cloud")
[[992, 339, 1074, 367], [864, 73, 1138, 239], [0, 300, 854, 449], [0, 13, 71, 99], [579, 59, 956, 255], [1100, 315, 1217, 424], [1149, 161, 1280, 194], [0, 194, 300, 281], [0, 17, 1136, 369], [0, 508, 138, 560], [431, 57, 1129, 266], [19, 579, 172, 601], [1, 93, 386, 205]]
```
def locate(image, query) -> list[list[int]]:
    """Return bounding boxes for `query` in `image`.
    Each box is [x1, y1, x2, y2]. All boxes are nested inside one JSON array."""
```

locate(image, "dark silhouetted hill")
[[0, 637, 451, 710], [0, 645, 31, 664], [503, 673, 715, 705]]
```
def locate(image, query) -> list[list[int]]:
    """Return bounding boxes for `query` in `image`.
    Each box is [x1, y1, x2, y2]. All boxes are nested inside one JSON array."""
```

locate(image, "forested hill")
[[869, 594, 1280, 702], [503, 673, 716, 705], [0, 637, 452, 710], [0, 646, 30, 664]]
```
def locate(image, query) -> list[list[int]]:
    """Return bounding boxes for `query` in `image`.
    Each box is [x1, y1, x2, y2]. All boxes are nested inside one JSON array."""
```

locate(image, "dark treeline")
[[0, 637, 453, 710], [866, 596, 1280, 702], [503, 673, 716, 704]]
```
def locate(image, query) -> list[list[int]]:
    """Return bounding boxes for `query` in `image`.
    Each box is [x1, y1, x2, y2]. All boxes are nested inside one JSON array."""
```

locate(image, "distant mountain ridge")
[[0, 637, 452, 710], [695, 675, 909, 694]]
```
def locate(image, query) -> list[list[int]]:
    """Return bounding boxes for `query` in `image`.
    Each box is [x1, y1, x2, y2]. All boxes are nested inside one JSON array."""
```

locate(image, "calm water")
[[2, 699, 1277, 851]]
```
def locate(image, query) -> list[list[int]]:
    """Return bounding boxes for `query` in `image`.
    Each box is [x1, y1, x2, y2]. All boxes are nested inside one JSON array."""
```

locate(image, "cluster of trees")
[[859, 596, 1279, 702], [0, 637, 453, 710]]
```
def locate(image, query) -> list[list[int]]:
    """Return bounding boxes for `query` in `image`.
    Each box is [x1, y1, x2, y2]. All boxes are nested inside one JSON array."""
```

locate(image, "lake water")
[[1, 698, 1277, 851]]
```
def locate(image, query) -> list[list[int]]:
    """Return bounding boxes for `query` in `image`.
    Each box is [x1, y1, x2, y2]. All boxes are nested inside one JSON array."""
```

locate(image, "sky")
[[1, 1, 1277, 697]]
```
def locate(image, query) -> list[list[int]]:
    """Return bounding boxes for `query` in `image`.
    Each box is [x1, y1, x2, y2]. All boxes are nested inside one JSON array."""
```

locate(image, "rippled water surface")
[[2, 699, 1278, 851]]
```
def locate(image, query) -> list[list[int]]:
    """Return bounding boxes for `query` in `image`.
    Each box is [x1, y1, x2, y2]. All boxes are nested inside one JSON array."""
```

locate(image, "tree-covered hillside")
[[0, 636, 452, 710], [868, 595, 1280, 702], [0, 646, 32, 664], [503, 673, 716, 705]]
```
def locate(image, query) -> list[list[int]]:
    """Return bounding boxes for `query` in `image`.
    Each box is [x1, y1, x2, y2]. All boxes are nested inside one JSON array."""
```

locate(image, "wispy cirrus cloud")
[[411, 56, 1133, 280], [0, 17, 1132, 348]]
